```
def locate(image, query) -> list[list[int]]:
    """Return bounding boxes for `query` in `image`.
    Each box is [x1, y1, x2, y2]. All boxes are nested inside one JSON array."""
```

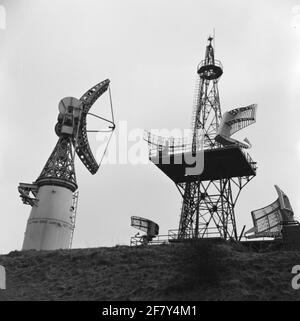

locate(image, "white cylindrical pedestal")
[[22, 185, 74, 251]]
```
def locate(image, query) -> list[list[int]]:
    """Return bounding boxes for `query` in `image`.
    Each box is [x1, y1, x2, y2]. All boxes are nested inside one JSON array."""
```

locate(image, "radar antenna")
[[145, 37, 257, 241], [130, 216, 159, 246], [19, 79, 116, 251]]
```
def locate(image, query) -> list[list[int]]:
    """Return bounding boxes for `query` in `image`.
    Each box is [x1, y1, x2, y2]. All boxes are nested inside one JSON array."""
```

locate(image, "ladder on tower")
[[190, 76, 201, 131], [69, 191, 79, 249]]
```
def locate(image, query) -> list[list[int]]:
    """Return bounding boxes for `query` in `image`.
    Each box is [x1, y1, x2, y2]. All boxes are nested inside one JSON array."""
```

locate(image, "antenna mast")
[[145, 37, 257, 241]]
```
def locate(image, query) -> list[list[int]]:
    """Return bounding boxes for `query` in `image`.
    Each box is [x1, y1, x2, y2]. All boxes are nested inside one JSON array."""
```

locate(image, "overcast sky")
[[0, 0, 299, 254]]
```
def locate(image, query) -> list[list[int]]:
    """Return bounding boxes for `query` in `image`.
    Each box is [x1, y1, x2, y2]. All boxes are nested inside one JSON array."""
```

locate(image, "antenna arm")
[[75, 79, 113, 174]]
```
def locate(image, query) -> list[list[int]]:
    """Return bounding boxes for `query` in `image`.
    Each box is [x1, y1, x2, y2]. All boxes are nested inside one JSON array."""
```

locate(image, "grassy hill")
[[0, 241, 299, 301]]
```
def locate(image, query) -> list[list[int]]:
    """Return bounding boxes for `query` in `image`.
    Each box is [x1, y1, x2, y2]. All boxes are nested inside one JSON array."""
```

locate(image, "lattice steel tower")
[[145, 37, 257, 241], [191, 36, 222, 151], [179, 36, 227, 239]]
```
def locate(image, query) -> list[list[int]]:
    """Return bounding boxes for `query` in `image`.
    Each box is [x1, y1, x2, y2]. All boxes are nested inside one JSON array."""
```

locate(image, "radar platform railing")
[[130, 227, 223, 246], [144, 131, 203, 158], [197, 59, 223, 71], [168, 227, 221, 240]]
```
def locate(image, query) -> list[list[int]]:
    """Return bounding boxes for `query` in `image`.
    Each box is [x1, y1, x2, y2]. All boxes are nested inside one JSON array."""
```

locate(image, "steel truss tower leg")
[[177, 176, 254, 240]]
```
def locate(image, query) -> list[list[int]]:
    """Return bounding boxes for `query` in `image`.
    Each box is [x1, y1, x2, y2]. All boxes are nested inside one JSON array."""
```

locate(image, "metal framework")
[[19, 79, 115, 196], [145, 37, 257, 241], [18, 79, 115, 249], [37, 136, 78, 192], [177, 37, 256, 240], [18, 183, 39, 206], [177, 176, 254, 240], [215, 104, 257, 149], [245, 185, 296, 239]]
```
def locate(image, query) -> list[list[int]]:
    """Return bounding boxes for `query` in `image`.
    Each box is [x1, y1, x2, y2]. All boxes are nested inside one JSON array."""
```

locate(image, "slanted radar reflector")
[[245, 185, 295, 239], [76, 79, 114, 175], [215, 104, 257, 149], [131, 216, 159, 238]]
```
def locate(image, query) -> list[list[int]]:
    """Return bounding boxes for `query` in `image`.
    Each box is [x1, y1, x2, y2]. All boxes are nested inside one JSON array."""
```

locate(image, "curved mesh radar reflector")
[[131, 216, 159, 237], [215, 104, 257, 149], [76, 79, 110, 174], [245, 185, 294, 238]]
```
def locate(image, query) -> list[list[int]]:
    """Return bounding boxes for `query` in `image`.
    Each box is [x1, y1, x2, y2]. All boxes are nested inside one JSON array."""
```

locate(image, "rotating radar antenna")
[[130, 216, 159, 246], [18, 79, 116, 251]]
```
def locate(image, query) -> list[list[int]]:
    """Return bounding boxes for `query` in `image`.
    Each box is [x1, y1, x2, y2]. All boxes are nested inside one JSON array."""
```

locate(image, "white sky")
[[0, 0, 299, 253]]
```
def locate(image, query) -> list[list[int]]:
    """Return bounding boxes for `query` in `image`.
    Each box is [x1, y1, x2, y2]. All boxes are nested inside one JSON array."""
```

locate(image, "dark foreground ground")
[[0, 241, 299, 301]]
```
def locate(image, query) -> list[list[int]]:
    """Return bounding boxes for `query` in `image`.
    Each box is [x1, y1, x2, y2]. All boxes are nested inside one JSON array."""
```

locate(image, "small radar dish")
[[59, 97, 82, 115]]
